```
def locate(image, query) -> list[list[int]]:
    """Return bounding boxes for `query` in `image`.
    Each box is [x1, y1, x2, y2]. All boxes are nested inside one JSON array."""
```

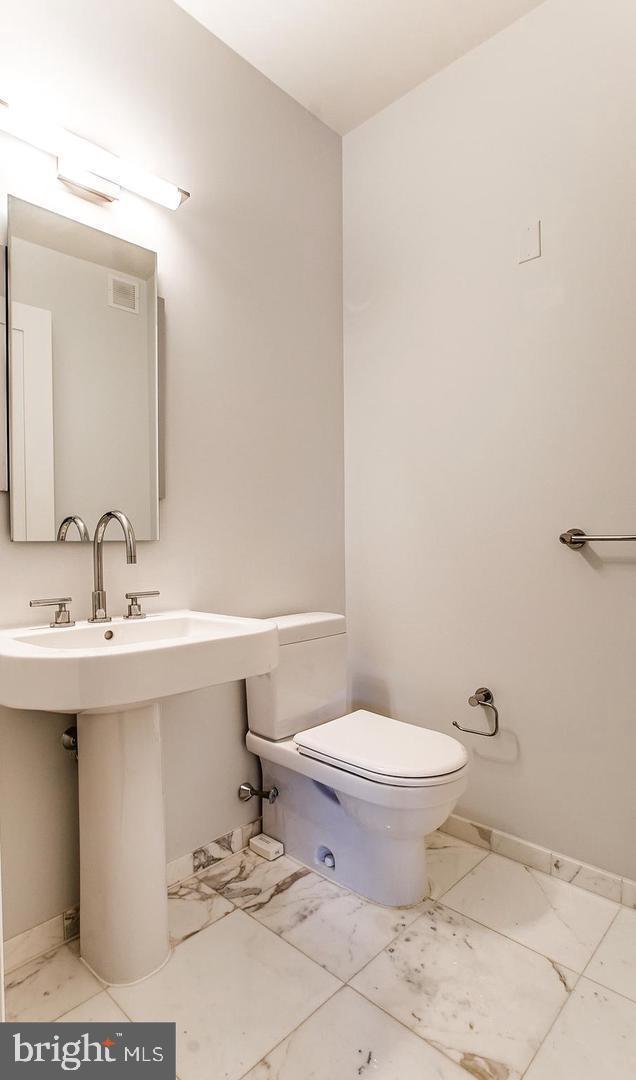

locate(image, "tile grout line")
[[4, 935, 80, 984], [344, 982, 499, 1077], [53, 986, 105, 1022], [344, 888, 599, 1080], [200, 849, 407, 981], [11, 834, 623, 1035], [518, 982, 574, 1078], [579, 904, 621, 979], [342, 913, 586, 1080], [577, 971, 636, 1009], [515, 905, 623, 1076], [104, 987, 134, 1022], [438, 854, 619, 975], [174, 842, 601, 994], [438, 890, 594, 978], [348, 885, 582, 996], [433, 845, 490, 902], [222, 842, 488, 985], [443, 816, 632, 908], [235, 982, 344, 1080]]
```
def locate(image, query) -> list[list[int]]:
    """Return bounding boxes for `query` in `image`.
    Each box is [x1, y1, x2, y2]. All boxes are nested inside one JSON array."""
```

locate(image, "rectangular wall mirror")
[[6, 196, 159, 541]]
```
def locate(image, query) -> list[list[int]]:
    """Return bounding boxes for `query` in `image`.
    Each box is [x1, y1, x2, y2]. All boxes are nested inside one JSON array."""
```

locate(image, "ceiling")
[[175, 0, 546, 134]]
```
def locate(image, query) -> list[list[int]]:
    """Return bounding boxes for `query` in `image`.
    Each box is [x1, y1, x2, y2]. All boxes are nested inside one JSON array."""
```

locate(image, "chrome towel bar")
[[559, 528, 636, 549]]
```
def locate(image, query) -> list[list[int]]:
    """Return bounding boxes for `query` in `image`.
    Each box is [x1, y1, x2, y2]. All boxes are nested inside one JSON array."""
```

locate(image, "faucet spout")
[[57, 515, 91, 542], [90, 511, 137, 622]]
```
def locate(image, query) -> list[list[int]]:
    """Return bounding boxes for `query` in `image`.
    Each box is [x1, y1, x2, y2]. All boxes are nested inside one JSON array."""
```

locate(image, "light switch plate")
[[519, 220, 542, 264]]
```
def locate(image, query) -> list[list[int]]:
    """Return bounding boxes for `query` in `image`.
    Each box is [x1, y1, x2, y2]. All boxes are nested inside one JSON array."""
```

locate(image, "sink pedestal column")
[[77, 704, 170, 985]]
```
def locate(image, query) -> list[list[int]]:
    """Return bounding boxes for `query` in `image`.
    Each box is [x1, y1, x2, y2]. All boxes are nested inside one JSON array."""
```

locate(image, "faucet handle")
[[124, 591, 160, 620], [30, 597, 75, 628]]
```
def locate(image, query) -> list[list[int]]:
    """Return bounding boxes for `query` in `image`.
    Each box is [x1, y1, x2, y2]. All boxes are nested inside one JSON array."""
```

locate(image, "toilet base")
[[261, 761, 430, 906]]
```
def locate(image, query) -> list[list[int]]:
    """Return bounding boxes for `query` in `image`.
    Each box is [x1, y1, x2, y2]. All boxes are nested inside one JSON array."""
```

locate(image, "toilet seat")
[[294, 709, 468, 788]]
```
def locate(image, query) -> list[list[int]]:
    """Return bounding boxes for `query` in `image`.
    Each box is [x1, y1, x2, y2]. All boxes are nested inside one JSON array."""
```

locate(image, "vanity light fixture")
[[0, 98, 189, 210]]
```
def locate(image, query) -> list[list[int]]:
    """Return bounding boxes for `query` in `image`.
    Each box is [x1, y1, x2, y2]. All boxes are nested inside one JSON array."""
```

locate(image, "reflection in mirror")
[[7, 197, 159, 541]]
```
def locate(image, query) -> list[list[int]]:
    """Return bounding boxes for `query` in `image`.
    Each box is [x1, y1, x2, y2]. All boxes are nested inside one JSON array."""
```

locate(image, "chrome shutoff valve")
[[238, 782, 279, 805]]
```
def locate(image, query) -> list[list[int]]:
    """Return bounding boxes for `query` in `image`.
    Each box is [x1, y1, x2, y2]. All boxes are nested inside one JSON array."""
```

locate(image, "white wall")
[[0, 0, 343, 938], [344, 0, 636, 879]]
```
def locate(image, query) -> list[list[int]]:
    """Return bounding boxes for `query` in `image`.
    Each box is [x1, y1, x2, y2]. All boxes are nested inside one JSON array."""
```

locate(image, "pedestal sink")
[[0, 610, 278, 985]]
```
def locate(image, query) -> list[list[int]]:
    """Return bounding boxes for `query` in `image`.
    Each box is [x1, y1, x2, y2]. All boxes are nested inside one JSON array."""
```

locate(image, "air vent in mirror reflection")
[[108, 273, 140, 313]]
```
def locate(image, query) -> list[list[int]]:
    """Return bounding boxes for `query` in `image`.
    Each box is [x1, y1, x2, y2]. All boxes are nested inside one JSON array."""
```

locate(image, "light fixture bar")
[[0, 98, 189, 210], [57, 158, 121, 202]]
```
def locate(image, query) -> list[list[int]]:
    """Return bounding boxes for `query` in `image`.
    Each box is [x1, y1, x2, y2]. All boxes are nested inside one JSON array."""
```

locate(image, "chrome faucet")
[[57, 515, 90, 542], [90, 511, 137, 623]]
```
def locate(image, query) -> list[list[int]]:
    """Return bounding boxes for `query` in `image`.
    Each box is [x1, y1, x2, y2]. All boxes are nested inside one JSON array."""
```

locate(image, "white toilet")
[[246, 612, 469, 906]]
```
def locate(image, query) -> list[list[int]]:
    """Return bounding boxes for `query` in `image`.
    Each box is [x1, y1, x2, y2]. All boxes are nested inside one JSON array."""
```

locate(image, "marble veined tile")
[[168, 875, 234, 946], [241, 818, 262, 847], [58, 992, 130, 1023], [5, 941, 103, 1022], [351, 901, 576, 1080], [442, 853, 617, 971], [525, 978, 636, 1079], [109, 910, 340, 1080], [192, 825, 246, 873], [440, 814, 492, 849], [585, 907, 636, 1001], [192, 848, 422, 979], [426, 830, 489, 898], [242, 864, 422, 980], [551, 853, 622, 901], [243, 986, 468, 1079], [196, 848, 312, 908], [4, 914, 65, 973]]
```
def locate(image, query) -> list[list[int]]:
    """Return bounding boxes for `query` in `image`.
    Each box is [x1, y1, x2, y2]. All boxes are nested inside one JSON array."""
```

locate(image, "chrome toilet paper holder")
[[453, 687, 499, 737]]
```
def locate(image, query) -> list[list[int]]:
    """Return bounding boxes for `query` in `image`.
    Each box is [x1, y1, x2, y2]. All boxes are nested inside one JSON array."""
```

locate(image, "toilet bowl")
[[245, 613, 469, 907]]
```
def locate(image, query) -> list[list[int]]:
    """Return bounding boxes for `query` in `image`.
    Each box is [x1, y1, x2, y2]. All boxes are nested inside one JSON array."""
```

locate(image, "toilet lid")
[[294, 710, 468, 782]]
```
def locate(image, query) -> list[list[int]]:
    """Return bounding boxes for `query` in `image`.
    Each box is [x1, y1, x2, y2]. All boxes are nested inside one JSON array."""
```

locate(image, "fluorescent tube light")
[[0, 98, 189, 210]]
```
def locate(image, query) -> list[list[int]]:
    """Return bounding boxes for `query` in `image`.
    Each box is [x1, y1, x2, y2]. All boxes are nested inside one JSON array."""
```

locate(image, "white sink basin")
[[0, 608, 279, 987], [0, 609, 278, 712]]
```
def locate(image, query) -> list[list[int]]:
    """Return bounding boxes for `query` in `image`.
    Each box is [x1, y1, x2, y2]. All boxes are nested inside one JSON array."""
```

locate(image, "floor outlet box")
[[250, 834, 284, 861]]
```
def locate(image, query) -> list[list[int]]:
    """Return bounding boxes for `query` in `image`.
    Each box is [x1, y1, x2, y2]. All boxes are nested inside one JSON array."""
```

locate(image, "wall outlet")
[[519, 220, 542, 263]]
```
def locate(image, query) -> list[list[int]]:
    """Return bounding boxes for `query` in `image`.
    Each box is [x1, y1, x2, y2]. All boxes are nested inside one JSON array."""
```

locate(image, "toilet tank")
[[246, 612, 347, 740]]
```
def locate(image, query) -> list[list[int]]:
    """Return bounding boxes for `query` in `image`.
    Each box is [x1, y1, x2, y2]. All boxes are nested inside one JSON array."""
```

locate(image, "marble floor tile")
[[5, 941, 103, 1022], [351, 900, 576, 1080], [195, 848, 311, 908], [58, 991, 130, 1022], [243, 986, 468, 1079], [442, 853, 617, 971], [525, 978, 636, 1079], [109, 909, 340, 1080], [426, 830, 489, 899], [168, 875, 234, 946], [585, 907, 636, 1001], [242, 865, 422, 980]]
